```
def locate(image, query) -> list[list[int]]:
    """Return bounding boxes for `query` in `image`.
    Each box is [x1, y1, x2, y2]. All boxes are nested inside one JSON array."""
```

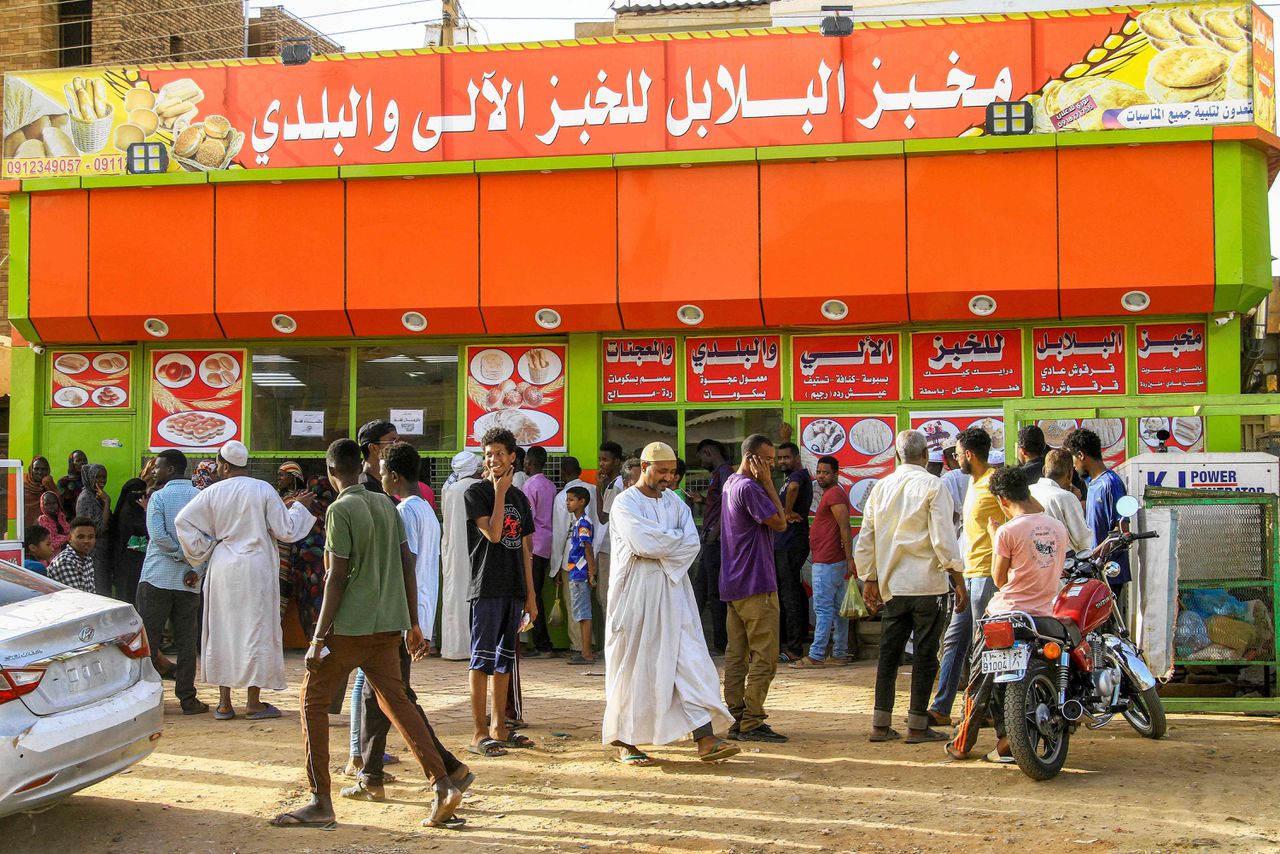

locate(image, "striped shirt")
[[141, 478, 202, 592], [48, 547, 94, 592]]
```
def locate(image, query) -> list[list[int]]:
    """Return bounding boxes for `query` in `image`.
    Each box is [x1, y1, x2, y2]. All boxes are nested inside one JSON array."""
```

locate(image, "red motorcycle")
[[976, 496, 1167, 780]]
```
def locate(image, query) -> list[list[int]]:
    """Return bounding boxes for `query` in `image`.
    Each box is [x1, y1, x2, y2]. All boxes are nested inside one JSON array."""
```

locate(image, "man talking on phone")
[[720, 434, 790, 743], [464, 427, 539, 758]]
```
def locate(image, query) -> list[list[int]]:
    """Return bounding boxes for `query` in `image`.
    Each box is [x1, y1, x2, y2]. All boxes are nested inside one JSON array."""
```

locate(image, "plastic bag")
[[1184, 589, 1248, 620], [839, 578, 868, 620], [548, 583, 566, 629], [1174, 610, 1211, 657]]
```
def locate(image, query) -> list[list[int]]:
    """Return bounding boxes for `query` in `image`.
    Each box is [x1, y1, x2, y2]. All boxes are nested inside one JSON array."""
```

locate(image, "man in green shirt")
[[271, 439, 469, 831]]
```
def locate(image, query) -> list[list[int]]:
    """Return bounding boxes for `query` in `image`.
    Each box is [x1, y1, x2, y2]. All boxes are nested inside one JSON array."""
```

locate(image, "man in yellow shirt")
[[928, 426, 1004, 727]]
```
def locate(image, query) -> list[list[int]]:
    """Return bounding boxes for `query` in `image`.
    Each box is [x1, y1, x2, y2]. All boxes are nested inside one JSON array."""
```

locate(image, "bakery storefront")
[[3, 3, 1277, 515]]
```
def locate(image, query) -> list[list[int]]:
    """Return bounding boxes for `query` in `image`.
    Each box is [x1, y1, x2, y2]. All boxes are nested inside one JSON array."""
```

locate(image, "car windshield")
[[0, 560, 64, 606]]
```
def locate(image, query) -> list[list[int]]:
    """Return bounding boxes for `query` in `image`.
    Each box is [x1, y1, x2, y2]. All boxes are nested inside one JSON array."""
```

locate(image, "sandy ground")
[[4, 651, 1279, 854]]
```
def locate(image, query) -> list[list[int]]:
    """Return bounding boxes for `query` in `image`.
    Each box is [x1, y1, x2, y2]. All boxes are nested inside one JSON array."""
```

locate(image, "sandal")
[[615, 750, 656, 767], [699, 740, 741, 762], [905, 728, 948, 744], [246, 703, 282, 721], [567, 654, 596, 665], [214, 708, 236, 721], [788, 656, 826, 670], [983, 749, 1016, 765], [499, 733, 536, 749], [339, 779, 385, 802], [421, 787, 464, 829], [269, 811, 336, 830], [467, 737, 507, 757], [869, 727, 901, 742]]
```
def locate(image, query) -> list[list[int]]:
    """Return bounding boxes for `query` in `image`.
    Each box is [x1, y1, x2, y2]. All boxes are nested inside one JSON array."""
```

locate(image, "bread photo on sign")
[[171, 115, 245, 172], [1146, 46, 1231, 103], [3, 76, 72, 159]]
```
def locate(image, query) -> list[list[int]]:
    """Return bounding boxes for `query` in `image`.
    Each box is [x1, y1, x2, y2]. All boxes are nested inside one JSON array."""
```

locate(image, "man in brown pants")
[[270, 439, 470, 831]]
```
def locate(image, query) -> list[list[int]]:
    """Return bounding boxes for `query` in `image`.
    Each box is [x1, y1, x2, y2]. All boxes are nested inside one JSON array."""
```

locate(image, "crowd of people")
[[15, 417, 1130, 829]]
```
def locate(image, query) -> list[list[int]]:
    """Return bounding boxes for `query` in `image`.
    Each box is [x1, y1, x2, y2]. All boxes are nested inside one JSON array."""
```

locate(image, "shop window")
[[250, 347, 350, 453], [356, 347, 459, 451], [603, 410, 679, 461], [684, 408, 784, 468]]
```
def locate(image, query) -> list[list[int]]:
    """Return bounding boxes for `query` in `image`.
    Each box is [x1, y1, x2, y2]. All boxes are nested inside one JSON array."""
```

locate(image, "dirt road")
[[4, 653, 1278, 853]]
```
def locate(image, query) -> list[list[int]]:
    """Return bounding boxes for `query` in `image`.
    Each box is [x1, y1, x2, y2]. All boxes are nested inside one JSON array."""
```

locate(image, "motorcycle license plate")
[[982, 643, 1030, 676]]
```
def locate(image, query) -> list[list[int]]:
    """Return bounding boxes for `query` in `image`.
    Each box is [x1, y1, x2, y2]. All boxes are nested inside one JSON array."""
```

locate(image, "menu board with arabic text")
[[792, 334, 899, 403], [149, 350, 244, 452], [1136, 322, 1207, 394], [798, 414, 897, 516], [51, 350, 131, 410], [911, 329, 1023, 401], [685, 336, 781, 404], [910, 410, 1007, 465], [603, 337, 676, 405], [465, 345, 567, 451], [1032, 325, 1126, 397]]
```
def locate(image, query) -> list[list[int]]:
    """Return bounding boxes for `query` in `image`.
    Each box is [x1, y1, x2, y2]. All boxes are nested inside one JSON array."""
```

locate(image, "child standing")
[[47, 517, 97, 592], [564, 486, 597, 666], [36, 490, 69, 555], [23, 525, 53, 576]]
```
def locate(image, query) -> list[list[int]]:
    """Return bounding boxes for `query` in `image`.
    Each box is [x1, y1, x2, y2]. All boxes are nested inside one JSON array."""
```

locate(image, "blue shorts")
[[569, 580, 593, 623], [469, 596, 522, 675]]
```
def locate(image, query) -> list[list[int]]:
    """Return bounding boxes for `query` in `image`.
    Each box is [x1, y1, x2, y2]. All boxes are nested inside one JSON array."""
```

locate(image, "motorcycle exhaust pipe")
[[1062, 699, 1085, 722]]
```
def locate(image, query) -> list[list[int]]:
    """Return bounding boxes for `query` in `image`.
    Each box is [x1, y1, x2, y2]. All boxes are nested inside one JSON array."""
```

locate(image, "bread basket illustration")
[[69, 101, 113, 153]]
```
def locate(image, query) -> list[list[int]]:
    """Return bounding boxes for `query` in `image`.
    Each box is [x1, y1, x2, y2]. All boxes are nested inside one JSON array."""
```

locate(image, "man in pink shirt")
[[522, 446, 557, 656], [947, 466, 1067, 763]]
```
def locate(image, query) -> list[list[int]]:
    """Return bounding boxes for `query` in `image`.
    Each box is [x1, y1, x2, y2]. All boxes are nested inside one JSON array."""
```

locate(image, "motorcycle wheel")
[[1122, 684, 1168, 739], [1004, 660, 1071, 781]]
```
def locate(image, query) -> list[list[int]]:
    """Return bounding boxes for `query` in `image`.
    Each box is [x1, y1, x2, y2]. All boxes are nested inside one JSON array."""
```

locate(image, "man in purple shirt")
[[720, 434, 789, 743], [692, 439, 733, 654], [522, 446, 557, 655]]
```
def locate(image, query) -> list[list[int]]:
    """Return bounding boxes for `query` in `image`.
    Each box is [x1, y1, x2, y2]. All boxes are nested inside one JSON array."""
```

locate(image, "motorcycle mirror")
[[1116, 495, 1140, 519], [1104, 561, 1122, 579]]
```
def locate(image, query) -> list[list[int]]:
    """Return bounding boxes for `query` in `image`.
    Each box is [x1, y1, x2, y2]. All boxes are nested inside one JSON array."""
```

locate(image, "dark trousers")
[[135, 581, 199, 705], [873, 594, 946, 731], [302, 631, 451, 797], [358, 639, 462, 785], [116, 551, 143, 608], [530, 555, 552, 651], [694, 539, 728, 652], [774, 544, 810, 655]]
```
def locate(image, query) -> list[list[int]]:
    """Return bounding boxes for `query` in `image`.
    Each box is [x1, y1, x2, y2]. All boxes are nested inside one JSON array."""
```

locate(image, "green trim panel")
[[339, 161, 476, 179], [475, 154, 614, 173], [903, 134, 1055, 155], [1055, 127, 1215, 147], [7, 193, 37, 342], [756, 141, 903, 162], [208, 166, 340, 183], [613, 147, 756, 168], [80, 171, 209, 189], [21, 176, 80, 192]]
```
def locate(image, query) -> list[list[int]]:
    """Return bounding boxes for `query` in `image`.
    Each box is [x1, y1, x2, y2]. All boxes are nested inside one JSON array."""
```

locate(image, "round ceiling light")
[[401, 311, 428, 332], [271, 313, 298, 334], [143, 317, 169, 338], [534, 308, 562, 330], [677, 304, 705, 326], [821, 299, 849, 321], [968, 294, 997, 317], [1121, 290, 1151, 312]]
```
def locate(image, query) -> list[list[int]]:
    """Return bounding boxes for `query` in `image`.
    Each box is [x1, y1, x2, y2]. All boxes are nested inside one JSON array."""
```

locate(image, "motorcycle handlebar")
[[1128, 531, 1159, 541]]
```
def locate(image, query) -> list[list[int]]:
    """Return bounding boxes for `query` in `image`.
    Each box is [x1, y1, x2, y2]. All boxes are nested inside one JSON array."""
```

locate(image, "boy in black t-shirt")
[[464, 427, 538, 757]]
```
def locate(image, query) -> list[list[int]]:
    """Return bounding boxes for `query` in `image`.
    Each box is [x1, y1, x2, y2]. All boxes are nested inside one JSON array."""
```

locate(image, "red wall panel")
[[29, 190, 96, 342]]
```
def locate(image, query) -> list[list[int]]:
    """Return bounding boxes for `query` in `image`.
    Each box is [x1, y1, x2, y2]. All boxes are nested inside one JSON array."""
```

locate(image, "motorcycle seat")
[[1033, 616, 1082, 647]]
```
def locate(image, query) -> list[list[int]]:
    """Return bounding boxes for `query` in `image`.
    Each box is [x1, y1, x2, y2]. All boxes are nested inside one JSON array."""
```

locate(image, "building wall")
[[91, 0, 247, 64], [247, 6, 343, 59]]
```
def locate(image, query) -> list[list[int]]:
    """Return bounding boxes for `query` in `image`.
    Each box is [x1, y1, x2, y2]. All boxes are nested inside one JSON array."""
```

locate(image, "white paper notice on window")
[[291, 410, 325, 437], [391, 409, 424, 436]]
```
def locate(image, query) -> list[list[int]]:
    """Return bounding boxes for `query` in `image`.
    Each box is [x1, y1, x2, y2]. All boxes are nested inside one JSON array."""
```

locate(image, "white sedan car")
[[0, 561, 164, 818]]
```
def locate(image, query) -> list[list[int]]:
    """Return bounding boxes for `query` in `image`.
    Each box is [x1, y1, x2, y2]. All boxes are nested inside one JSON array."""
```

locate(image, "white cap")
[[640, 441, 677, 462], [451, 450, 481, 477], [219, 440, 249, 467]]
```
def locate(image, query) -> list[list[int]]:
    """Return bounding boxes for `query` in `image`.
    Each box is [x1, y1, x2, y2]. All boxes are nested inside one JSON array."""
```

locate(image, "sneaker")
[[181, 699, 209, 715], [736, 724, 789, 743]]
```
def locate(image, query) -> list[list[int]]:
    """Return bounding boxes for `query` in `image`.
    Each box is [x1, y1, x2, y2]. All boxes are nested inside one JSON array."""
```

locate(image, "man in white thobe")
[[603, 442, 739, 766], [549, 456, 599, 653], [440, 451, 482, 660], [175, 440, 314, 720]]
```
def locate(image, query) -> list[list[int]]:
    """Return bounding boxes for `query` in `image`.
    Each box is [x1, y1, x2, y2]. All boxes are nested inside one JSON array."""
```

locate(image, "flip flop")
[[467, 737, 507, 757], [905, 728, 949, 744], [247, 704, 282, 721], [269, 811, 336, 830], [984, 749, 1016, 765], [699, 741, 741, 763], [421, 788, 463, 828], [788, 656, 826, 670], [214, 708, 236, 721], [615, 751, 656, 767], [339, 780, 385, 802], [422, 816, 466, 830], [499, 733, 536, 749], [450, 768, 476, 794], [869, 727, 901, 742]]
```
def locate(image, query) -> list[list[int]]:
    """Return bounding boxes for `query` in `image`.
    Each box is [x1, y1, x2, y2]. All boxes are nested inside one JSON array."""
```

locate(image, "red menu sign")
[[1138, 415, 1205, 453], [1032, 325, 1126, 397], [1136, 323, 1206, 395], [798, 414, 897, 516], [792, 334, 899, 403], [603, 337, 676, 405], [911, 329, 1023, 400], [465, 345, 567, 451], [51, 350, 131, 410], [149, 350, 245, 452], [910, 410, 1007, 464], [685, 335, 781, 403]]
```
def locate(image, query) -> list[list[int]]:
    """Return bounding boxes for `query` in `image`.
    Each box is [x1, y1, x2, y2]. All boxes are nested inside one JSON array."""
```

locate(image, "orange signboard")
[[3, 4, 1271, 178]]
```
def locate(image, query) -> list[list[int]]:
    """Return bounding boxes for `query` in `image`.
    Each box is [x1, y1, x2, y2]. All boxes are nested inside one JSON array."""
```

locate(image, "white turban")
[[451, 450, 481, 478]]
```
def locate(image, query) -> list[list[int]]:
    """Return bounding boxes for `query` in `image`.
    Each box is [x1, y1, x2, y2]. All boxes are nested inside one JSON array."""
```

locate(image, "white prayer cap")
[[219, 440, 249, 467], [640, 442, 677, 463], [989, 448, 1006, 465], [452, 450, 481, 477]]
